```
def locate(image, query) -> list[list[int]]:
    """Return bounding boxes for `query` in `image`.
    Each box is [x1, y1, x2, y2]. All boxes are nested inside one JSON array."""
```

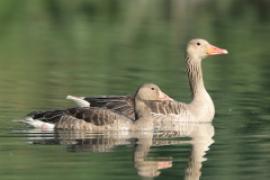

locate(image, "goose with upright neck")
[[181, 39, 228, 121], [66, 39, 228, 122]]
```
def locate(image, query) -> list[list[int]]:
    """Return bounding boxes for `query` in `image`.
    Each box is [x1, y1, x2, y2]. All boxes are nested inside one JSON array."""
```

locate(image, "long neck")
[[185, 55, 215, 122], [186, 56, 206, 98], [134, 99, 151, 119]]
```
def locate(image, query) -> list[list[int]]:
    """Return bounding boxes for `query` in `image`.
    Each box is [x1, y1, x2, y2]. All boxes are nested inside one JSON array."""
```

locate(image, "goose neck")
[[134, 99, 151, 119], [186, 56, 215, 121], [186, 56, 206, 99]]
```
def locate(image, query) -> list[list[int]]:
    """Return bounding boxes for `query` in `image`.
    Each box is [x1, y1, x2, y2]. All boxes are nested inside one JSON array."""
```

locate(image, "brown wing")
[[83, 96, 135, 120], [28, 107, 127, 126], [145, 100, 187, 115], [66, 107, 125, 126]]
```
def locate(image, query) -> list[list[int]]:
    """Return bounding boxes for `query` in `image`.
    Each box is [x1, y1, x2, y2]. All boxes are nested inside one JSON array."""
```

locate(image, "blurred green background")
[[0, 0, 268, 112], [0, 0, 269, 180]]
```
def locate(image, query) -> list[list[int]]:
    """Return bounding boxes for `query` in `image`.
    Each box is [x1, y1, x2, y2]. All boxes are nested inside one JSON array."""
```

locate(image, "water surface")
[[0, 0, 270, 180]]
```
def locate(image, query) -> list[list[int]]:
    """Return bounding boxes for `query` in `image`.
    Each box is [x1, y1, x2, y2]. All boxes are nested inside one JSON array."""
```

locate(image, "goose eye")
[[196, 42, 201, 46], [151, 87, 155, 90]]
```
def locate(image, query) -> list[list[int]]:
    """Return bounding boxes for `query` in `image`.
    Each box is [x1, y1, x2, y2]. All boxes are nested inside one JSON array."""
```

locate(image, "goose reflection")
[[133, 123, 214, 179], [133, 132, 173, 177], [23, 122, 214, 179]]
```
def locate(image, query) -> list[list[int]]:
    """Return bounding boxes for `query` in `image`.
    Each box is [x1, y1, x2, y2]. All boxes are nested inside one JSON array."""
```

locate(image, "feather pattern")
[[84, 96, 135, 119]]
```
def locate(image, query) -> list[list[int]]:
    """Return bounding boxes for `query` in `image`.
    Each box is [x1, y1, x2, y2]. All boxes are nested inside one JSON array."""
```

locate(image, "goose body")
[[67, 39, 228, 122], [25, 107, 132, 131], [22, 84, 172, 131]]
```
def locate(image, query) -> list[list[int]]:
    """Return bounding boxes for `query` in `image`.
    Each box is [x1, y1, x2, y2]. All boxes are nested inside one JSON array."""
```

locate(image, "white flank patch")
[[23, 116, 55, 130]]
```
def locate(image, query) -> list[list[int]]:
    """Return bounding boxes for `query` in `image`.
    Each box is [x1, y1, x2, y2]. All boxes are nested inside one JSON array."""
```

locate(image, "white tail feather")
[[66, 95, 90, 107]]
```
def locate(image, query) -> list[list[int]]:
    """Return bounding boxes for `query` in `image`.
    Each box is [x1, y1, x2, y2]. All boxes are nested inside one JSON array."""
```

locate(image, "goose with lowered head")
[[22, 83, 172, 131]]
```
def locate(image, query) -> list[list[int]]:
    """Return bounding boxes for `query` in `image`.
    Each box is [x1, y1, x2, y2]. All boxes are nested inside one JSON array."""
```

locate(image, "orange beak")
[[158, 90, 174, 101], [207, 44, 228, 55]]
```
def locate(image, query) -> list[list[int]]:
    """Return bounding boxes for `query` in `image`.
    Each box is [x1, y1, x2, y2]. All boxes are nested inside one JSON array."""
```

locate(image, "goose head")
[[187, 39, 228, 60], [134, 83, 172, 118], [135, 83, 173, 102]]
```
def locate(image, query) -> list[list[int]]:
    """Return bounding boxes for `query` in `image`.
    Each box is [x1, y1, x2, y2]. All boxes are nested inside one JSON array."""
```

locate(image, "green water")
[[0, 0, 269, 179]]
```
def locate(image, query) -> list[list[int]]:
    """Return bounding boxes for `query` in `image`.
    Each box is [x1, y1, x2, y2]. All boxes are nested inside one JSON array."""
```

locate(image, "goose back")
[[80, 97, 188, 117], [84, 96, 135, 120]]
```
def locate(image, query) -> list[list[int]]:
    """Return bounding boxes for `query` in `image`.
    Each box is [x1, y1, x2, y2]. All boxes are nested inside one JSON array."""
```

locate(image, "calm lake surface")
[[0, 1, 270, 180]]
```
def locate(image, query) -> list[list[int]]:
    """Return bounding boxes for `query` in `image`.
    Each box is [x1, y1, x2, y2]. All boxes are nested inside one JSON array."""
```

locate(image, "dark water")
[[0, 0, 270, 179]]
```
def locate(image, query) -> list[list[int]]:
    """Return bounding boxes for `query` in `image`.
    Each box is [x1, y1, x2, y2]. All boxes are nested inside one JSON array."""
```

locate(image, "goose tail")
[[66, 95, 90, 107]]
